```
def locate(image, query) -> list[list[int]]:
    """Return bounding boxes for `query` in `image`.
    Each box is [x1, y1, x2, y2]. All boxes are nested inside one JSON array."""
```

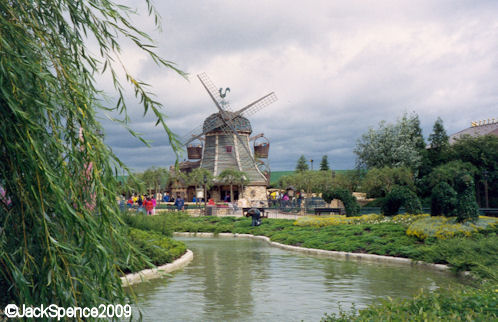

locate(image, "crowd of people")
[[119, 192, 186, 215], [268, 190, 303, 208]]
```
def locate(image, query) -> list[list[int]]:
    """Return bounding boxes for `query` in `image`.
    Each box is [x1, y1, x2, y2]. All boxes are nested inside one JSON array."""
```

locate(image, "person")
[[282, 193, 289, 207], [119, 194, 125, 211], [127, 197, 134, 209], [137, 195, 144, 213], [144, 196, 154, 215], [174, 195, 184, 211], [224, 193, 230, 202], [192, 196, 197, 203], [151, 196, 157, 215], [246, 207, 261, 226], [163, 192, 170, 202]]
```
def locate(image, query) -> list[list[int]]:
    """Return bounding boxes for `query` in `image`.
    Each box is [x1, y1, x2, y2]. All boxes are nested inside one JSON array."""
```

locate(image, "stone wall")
[[240, 185, 268, 207]]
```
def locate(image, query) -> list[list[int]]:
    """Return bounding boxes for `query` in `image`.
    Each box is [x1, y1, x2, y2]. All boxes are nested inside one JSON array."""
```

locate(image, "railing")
[[125, 200, 498, 217]]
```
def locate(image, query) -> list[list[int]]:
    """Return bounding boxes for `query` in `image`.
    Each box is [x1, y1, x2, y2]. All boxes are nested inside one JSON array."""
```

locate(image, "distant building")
[[449, 119, 498, 144]]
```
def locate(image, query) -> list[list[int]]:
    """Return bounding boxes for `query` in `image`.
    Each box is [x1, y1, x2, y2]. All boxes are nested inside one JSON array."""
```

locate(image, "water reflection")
[[129, 237, 466, 322]]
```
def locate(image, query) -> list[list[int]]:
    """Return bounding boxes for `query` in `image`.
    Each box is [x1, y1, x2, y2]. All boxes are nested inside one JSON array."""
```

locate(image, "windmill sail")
[[182, 73, 277, 185]]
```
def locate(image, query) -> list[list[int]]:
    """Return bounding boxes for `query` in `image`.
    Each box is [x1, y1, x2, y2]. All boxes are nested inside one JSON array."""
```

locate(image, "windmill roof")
[[203, 112, 252, 134]]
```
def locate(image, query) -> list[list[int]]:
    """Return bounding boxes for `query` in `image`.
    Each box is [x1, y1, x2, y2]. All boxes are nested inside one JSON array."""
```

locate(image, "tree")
[[428, 117, 450, 167], [320, 155, 330, 171], [217, 169, 248, 201], [360, 166, 415, 198], [424, 161, 477, 191], [296, 155, 309, 172], [0, 0, 182, 308], [141, 167, 169, 195], [354, 112, 424, 170], [449, 135, 498, 207]]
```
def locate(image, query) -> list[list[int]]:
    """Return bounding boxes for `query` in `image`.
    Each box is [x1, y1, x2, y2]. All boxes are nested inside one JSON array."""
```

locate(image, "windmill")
[[182, 73, 277, 198]]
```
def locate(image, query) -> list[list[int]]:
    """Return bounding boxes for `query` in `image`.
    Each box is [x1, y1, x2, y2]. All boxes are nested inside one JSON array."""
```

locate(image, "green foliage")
[[455, 181, 480, 223], [277, 170, 334, 194], [428, 117, 450, 167], [332, 170, 365, 192], [0, 0, 183, 309], [188, 167, 215, 189], [425, 160, 477, 190], [354, 112, 425, 170], [127, 228, 186, 268], [296, 155, 309, 172], [217, 168, 248, 200], [320, 155, 330, 171], [415, 234, 498, 280], [139, 166, 169, 194], [431, 182, 457, 217], [121, 212, 174, 236], [125, 212, 497, 281], [322, 188, 360, 217], [322, 283, 497, 321], [448, 135, 498, 207], [381, 186, 422, 216], [360, 166, 415, 198]]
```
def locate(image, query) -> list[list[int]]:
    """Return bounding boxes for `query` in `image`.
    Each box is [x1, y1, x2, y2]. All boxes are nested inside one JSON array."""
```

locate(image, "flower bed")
[[293, 214, 385, 227], [406, 216, 498, 240]]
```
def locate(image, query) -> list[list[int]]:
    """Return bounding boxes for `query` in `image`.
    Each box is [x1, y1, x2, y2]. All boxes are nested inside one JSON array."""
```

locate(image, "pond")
[[129, 237, 466, 321]]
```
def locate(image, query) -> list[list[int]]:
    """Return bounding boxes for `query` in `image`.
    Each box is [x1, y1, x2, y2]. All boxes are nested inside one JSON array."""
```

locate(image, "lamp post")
[[203, 174, 208, 216], [483, 170, 489, 208], [310, 159, 314, 170]]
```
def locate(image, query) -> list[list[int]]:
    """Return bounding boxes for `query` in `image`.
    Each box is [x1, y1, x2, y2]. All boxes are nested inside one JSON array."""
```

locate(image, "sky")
[[97, 0, 498, 172]]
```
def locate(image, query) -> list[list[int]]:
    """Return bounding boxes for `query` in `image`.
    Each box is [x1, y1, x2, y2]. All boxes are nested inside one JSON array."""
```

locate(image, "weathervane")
[[219, 87, 230, 109], [219, 87, 230, 98]]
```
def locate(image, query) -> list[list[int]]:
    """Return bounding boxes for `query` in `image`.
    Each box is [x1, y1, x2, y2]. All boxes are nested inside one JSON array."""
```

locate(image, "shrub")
[[322, 283, 497, 321], [406, 216, 497, 240], [322, 188, 360, 217], [454, 174, 479, 222], [127, 228, 186, 267], [403, 189, 423, 214], [381, 186, 406, 216], [381, 186, 422, 216], [431, 182, 457, 217]]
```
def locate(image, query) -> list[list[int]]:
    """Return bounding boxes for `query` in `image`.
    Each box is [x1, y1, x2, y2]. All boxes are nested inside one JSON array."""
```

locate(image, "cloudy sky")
[[98, 0, 498, 172]]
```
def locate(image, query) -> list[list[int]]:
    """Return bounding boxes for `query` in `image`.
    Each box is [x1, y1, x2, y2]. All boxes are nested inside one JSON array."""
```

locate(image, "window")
[[225, 146, 232, 153]]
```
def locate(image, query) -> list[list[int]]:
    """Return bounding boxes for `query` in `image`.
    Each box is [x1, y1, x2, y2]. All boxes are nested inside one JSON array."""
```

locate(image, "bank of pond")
[[121, 212, 497, 321]]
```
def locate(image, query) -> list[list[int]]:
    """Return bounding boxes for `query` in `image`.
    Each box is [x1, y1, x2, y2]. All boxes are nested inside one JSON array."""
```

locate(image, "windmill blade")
[[235, 92, 277, 118], [197, 73, 233, 112]]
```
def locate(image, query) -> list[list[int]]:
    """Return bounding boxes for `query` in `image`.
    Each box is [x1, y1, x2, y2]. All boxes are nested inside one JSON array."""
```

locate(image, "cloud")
[[95, 0, 498, 171]]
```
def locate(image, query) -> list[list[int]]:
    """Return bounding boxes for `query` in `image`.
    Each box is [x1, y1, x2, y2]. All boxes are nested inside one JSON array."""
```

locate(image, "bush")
[[381, 186, 422, 216], [322, 282, 497, 321], [431, 182, 457, 216], [403, 189, 423, 214], [127, 228, 186, 267], [454, 174, 479, 222], [322, 188, 360, 217], [381, 186, 406, 216]]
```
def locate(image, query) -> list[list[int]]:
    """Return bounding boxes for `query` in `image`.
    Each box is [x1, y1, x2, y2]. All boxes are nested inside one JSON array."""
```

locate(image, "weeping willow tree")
[[0, 0, 183, 310]]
